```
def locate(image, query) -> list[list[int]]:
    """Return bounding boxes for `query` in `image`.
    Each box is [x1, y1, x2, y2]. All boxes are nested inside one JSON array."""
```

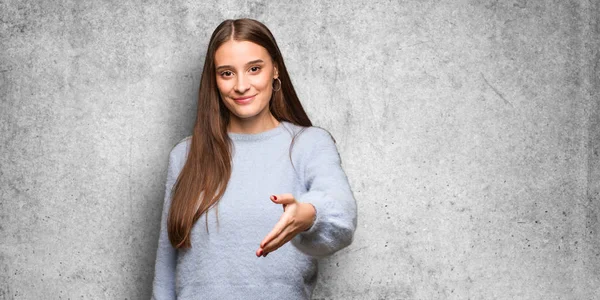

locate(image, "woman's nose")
[[234, 74, 250, 93]]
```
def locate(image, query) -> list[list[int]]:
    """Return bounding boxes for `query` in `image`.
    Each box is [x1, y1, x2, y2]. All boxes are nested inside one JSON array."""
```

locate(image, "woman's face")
[[214, 40, 278, 125]]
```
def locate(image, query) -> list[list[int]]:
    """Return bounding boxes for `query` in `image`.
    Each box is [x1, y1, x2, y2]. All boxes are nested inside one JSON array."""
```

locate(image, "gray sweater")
[[151, 121, 357, 300]]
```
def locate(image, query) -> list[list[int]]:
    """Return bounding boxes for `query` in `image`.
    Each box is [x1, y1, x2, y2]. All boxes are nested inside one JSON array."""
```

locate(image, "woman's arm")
[[150, 147, 179, 300], [291, 128, 358, 257]]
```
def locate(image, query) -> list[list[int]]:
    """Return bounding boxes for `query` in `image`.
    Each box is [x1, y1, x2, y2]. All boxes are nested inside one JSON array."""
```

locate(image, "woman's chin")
[[230, 111, 261, 121]]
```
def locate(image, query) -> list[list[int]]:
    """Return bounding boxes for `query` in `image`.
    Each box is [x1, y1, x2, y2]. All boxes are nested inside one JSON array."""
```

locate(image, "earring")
[[272, 78, 281, 92]]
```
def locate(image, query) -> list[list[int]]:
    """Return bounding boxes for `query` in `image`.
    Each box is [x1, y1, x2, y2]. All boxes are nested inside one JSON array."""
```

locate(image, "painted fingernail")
[[272, 195, 277, 200], [264, 253, 268, 257]]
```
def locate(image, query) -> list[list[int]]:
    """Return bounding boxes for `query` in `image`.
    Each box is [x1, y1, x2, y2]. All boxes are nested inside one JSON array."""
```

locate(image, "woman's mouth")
[[233, 95, 255, 105]]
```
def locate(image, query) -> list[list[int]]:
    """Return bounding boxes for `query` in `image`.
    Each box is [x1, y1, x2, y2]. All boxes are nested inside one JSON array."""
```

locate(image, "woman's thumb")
[[270, 194, 295, 205]]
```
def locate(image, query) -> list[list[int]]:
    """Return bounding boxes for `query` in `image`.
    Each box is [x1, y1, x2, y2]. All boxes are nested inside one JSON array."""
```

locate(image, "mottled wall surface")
[[1, 0, 598, 299]]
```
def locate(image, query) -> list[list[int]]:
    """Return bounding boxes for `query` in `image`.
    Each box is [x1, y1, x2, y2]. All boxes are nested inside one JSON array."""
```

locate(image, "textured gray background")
[[1, 0, 599, 299]]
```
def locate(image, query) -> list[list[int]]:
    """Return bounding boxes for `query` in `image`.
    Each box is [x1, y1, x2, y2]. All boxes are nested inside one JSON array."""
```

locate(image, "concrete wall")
[[1, 0, 598, 299]]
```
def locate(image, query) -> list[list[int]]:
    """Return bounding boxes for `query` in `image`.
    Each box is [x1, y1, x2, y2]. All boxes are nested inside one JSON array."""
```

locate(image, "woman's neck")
[[227, 113, 280, 134]]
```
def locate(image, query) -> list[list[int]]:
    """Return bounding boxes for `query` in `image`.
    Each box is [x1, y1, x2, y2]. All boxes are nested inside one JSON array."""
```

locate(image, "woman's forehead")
[[214, 40, 270, 67]]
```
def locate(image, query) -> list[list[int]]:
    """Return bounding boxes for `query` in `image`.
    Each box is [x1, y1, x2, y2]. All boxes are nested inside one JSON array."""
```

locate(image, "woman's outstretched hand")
[[256, 193, 316, 257]]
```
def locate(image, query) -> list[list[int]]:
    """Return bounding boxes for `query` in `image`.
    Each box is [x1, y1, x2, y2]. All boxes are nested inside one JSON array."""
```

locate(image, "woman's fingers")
[[256, 194, 301, 257], [260, 215, 290, 249], [261, 225, 296, 255]]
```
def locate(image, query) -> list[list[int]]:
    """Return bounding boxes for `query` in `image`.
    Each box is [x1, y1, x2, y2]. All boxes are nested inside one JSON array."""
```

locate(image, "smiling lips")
[[233, 95, 255, 104]]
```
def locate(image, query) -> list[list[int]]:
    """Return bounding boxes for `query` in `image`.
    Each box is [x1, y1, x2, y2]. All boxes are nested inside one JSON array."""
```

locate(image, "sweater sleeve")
[[291, 128, 358, 257], [151, 147, 179, 300]]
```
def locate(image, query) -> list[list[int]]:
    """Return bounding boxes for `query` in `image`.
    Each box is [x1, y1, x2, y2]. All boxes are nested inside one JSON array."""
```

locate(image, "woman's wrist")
[[303, 203, 316, 231]]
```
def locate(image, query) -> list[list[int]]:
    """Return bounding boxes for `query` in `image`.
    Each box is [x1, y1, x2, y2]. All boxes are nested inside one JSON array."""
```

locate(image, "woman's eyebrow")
[[216, 59, 265, 71]]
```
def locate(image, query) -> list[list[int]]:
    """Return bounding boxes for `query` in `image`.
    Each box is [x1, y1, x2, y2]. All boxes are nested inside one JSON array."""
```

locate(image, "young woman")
[[151, 18, 357, 300]]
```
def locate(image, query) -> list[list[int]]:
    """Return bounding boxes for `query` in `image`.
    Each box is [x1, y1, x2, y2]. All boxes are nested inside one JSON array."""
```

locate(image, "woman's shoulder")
[[283, 123, 338, 164], [287, 123, 342, 171], [169, 136, 192, 160], [284, 122, 337, 146]]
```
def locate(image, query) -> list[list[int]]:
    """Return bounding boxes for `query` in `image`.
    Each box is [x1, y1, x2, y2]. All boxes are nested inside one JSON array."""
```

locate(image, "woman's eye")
[[221, 71, 233, 77], [250, 66, 261, 72]]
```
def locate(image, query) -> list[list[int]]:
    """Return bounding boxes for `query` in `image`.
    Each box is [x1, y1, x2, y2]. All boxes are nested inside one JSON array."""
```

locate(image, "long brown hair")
[[168, 18, 312, 248]]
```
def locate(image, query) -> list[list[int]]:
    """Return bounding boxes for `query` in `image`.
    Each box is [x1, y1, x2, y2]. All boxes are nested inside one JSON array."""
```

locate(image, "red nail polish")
[[273, 195, 277, 200]]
